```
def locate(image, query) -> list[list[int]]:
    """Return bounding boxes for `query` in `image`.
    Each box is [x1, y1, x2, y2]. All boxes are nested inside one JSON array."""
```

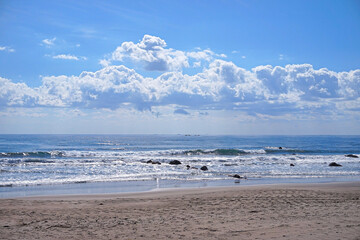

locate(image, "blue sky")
[[0, 0, 359, 134]]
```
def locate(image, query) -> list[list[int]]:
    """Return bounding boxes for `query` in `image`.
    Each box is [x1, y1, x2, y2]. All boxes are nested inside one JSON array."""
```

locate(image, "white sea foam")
[[1, 135, 359, 187]]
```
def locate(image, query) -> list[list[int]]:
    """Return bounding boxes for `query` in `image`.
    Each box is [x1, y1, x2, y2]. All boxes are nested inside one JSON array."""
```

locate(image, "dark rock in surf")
[[279, 147, 283, 150], [146, 160, 153, 164], [169, 160, 182, 165], [329, 162, 342, 167], [186, 165, 191, 169], [231, 174, 241, 179], [200, 166, 208, 171], [152, 161, 161, 165], [345, 154, 359, 158], [290, 163, 295, 167], [229, 174, 246, 179]]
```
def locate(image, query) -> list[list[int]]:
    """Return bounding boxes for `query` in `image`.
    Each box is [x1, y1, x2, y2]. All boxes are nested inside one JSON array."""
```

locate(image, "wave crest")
[[178, 149, 265, 156]]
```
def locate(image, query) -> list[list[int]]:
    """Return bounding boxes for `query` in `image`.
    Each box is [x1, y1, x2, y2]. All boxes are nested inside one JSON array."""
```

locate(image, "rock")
[[279, 147, 283, 150], [345, 154, 359, 158], [145, 160, 161, 164], [290, 163, 295, 167], [200, 166, 208, 171], [169, 160, 182, 165], [191, 167, 198, 170], [229, 174, 246, 179], [329, 162, 342, 167]]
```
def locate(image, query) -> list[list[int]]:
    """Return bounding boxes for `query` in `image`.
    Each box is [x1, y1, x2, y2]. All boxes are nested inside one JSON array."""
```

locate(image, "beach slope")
[[0, 182, 359, 240]]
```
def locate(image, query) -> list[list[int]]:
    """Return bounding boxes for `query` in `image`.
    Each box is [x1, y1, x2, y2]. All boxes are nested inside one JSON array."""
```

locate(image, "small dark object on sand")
[[345, 154, 359, 158], [169, 160, 182, 165], [200, 166, 208, 171], [329, 162, 342, 167]]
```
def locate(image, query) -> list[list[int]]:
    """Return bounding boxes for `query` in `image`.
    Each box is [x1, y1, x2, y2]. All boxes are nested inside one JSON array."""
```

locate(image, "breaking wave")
[[0, 151, 65, 158], [174, 149, 266, 156]]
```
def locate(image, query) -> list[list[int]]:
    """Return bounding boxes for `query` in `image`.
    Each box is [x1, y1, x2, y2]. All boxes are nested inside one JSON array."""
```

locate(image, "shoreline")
[[19, 180, 360, 200], [1, 181, 359, 239], [1, 176, 360, 199]]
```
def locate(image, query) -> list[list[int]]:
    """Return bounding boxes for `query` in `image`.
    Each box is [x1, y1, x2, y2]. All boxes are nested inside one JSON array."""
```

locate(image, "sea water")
[[0, 135, 359, 197]]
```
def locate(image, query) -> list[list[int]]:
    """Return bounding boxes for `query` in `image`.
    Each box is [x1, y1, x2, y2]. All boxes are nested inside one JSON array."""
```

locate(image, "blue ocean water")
[[0, 135, 359, 196]]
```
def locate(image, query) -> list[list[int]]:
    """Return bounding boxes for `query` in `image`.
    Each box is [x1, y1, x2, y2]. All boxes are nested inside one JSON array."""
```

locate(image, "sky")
[[0, 0, 360, 134]]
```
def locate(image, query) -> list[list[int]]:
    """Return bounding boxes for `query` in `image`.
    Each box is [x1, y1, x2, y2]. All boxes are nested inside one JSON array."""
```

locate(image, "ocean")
[[0, 134, 359, 197]]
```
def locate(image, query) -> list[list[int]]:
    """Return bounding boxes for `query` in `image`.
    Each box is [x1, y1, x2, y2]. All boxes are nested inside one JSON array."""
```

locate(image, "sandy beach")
[[0, 182, 359, 240]]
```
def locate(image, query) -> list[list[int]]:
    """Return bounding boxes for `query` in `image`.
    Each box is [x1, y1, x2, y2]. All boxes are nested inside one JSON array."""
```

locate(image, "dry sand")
[[0, 182, 359, 240]]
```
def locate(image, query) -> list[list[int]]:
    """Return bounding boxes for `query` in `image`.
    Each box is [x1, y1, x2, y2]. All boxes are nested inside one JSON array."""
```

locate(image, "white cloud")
[[110, 35, 188, 71], [1, 35, 359, 119], [252, 64, 342, 100], [52, 54, 87, 61], [53, 54, 79, 60], [0, 77, 37, 107], [105, 35, 227, 71], [0, 108, 47, 118], [0, 46, 15, 52], [99, 59, 111, 67], [338, 69, 360, 99], [42, 37, 56, 46], [188, 49, 226, 59], [1, 61, 359, 118]]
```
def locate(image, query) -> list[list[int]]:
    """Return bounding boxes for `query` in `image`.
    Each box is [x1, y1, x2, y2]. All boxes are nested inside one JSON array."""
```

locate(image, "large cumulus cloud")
[[106, 35, 224, 71], [1, 35, 359, 118]]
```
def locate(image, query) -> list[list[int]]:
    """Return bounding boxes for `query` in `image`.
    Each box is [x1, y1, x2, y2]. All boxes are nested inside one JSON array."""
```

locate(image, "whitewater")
[[0, 134, 359, 190]]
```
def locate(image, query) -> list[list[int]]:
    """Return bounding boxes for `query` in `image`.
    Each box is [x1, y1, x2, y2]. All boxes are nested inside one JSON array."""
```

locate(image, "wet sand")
[[0, 182, 359, 240]]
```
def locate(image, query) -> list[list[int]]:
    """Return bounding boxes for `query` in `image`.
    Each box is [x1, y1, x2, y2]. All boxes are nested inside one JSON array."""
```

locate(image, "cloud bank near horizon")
[[1, 35, 359, 120]]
